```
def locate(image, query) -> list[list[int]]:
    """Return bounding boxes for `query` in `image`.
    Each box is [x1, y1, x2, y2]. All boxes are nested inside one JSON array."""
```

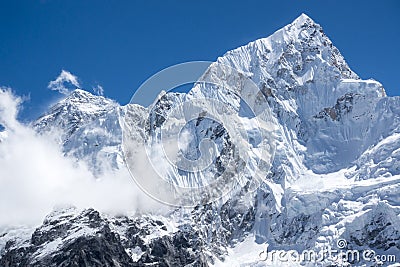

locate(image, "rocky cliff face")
[[1, 14, 400, 266]]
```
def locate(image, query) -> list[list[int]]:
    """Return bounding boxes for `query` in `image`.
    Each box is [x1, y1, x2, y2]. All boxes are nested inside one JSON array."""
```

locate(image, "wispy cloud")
[[92, 84, 104, 96], [48, 70, 80, 95]]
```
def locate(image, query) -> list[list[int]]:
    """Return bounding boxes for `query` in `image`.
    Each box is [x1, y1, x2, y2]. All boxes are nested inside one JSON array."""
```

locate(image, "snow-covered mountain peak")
[[58, 89, 116, 110], [291, 13, 313, 26], [214, 14, 387, 175], [219, 13, 358, 82], [67, 88, 91, 98], [34, 89, 117, 141], [288, 13, 325, 35]]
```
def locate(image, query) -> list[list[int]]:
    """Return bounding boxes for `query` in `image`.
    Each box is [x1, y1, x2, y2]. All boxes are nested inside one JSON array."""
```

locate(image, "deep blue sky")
[[0, 0, 399, 120]]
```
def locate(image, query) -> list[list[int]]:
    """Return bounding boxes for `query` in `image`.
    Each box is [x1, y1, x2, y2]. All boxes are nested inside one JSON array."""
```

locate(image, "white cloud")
[[92, 84, 104, 96], [48, 70, 80, 95], [0, 88, 21, 130], [0, 88, 166, 228]]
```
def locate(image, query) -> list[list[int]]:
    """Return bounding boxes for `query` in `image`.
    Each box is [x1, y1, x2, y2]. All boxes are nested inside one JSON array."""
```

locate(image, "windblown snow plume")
[[48, 70, 80, 95], [92, 84, 104, 96]]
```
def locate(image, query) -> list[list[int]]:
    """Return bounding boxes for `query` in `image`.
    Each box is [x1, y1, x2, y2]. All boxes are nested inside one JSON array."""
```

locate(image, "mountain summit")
[[1, 15, 400, 266]]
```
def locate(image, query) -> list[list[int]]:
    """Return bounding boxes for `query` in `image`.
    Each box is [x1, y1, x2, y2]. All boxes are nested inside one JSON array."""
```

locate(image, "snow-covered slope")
[[1, 14, 400, 266]]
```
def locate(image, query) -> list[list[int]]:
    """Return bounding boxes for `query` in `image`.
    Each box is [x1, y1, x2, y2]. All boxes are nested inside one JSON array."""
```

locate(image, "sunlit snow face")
[[122, 61, 277, 207]]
